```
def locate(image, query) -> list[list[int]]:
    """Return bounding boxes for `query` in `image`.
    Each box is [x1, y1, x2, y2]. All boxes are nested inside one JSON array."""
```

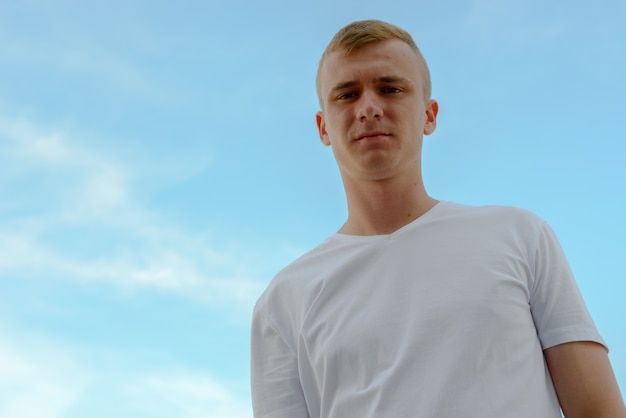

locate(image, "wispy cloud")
[[0, 115, 265, 312], [125, 371, 252, 418], [0, 328, 86, 418], [0, 5, 169, 102], [0, 326, 252, 418]]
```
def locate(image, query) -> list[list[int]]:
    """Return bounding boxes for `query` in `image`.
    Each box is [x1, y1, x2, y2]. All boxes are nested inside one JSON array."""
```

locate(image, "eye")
[[337, 92, 359, 100], [380, 86, 401, 94]]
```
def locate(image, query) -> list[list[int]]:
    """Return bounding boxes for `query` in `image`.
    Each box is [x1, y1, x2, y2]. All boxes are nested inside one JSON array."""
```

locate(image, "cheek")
[[407, 109, 426, 130], [326, 113, 351, 138]]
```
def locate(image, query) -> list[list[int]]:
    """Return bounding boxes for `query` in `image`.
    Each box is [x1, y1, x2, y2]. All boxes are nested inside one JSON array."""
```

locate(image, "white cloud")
[[0, 116, 128, 219], [0, 329, 86, 418], [126, 371, 252, 418], [0, 115, 265, 312], [1, 17, 154, 99], [0, 4, 191, 108], [0, 326, 252, 418]]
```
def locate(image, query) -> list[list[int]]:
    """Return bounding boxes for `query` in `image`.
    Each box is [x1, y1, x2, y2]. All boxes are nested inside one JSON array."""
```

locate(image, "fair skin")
[[316, 39, 626, 416], [545, 342, 626, 417], [316, 39, 438, 236]]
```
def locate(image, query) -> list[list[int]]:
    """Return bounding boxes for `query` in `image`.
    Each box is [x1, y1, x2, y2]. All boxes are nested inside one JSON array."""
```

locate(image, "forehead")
[[319, 39, 421, 94]]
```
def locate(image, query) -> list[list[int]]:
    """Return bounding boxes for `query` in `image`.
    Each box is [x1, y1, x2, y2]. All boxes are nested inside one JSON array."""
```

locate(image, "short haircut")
[[316, 19, 432, 105]]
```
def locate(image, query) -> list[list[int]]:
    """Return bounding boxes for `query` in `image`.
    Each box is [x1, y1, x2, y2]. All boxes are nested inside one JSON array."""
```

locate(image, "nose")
[[356, 90, 383, 121]]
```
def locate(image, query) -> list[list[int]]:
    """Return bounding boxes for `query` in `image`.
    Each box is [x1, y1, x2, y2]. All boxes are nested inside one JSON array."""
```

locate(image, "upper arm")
[[251, 307, 309, 418], [544, 341, 626, 418]]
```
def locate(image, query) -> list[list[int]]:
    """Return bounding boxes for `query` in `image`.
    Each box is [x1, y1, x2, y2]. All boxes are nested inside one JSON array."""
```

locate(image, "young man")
[[251, 20, 625, 417]]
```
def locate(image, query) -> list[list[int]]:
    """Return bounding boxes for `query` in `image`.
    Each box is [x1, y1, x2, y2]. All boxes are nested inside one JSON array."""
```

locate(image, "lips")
[[355, 131, 390, 141]]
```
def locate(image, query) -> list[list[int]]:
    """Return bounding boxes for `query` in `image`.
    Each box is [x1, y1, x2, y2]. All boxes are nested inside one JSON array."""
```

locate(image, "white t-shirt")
[[251, 202, 605, 417]]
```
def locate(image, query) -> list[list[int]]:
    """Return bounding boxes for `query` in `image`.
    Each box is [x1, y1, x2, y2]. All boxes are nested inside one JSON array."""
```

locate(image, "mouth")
[[355, 132, 391, 141]]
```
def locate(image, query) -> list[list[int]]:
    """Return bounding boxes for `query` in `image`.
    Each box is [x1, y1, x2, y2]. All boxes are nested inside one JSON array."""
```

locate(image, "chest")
[[297, 237, 536, 387]]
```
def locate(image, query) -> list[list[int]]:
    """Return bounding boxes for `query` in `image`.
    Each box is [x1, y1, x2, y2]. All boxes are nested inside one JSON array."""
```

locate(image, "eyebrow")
[[330, 76, 411, 93], [377, 76, 410, 84], [330, 80, 360, 93]]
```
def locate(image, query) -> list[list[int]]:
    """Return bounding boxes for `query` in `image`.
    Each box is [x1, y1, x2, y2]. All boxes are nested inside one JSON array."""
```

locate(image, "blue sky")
[[1, 0, 624, 416]]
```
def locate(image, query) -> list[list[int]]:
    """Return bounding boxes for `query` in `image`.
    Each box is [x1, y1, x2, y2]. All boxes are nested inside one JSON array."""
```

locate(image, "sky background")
[[1, 0, 625, 416]]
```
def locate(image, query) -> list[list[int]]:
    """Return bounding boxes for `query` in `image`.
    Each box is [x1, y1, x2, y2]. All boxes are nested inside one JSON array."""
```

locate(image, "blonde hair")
[[316, 20, 431, 104]]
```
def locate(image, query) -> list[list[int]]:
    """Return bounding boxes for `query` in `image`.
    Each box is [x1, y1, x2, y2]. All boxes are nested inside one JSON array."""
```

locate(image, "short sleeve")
[[251, 305, 309, 418], [528, 221, 606, 351]]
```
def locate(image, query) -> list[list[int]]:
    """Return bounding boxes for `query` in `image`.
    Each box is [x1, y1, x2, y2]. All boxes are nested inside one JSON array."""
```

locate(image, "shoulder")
[[254, 236, 341, 321], [253, 234, 362, 347], [429, 202, 560, 264], [437, 201, 547, 232], [440, 200, 538, 218]]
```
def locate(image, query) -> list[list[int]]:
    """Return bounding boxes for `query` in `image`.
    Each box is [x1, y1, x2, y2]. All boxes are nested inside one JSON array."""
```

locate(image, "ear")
[[423, 100, 438, 136], [316, 111, 331, 146]]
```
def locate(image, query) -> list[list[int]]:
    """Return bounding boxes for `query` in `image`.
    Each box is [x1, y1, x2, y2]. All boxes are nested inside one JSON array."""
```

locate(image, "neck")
[[339, 174, 438, 236]]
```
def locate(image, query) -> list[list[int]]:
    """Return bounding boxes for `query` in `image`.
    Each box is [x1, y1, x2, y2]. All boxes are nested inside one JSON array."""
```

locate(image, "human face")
[[316, 39, 438, 183]]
